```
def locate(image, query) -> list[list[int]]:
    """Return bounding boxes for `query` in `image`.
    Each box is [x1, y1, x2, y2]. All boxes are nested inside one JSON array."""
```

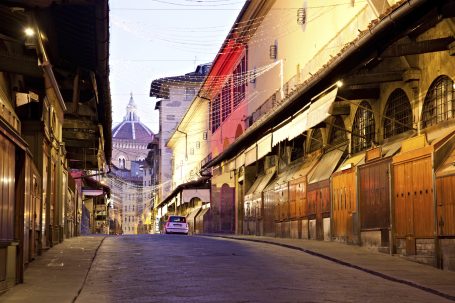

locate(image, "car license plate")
[[173, 223, 181, 226]]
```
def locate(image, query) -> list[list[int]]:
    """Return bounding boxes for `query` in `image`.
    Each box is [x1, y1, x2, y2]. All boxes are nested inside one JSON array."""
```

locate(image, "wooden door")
[[332, 169, 357, 240], [278, 184, 289, 221], [359, 159, 390, 230], [220, 184, 235, 233], [437, 176, 455, 236], [289, 182, 297, 219], [393, 156, 433, 238], [263, 189, 276, 235]]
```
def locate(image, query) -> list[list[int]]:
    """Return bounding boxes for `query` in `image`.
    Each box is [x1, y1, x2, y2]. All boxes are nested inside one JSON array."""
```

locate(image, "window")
[[309, 129, 323, 152], [421, 75, 455, 128], [203, 132, 208, 140], [211, 95, 221, 133], [185, 87, 195, 101], [383, 88, 412, 139], [196, 141, 200, 149], [169, 216, 186, 223], [221, 79, 232, 121], [270, 44, 277, 60], [233, 55, 246, 108], [352, 101, 375, 154], [329, 116, 347, 145], [190, 147, 194, 155], [297, 8, 306, 25]]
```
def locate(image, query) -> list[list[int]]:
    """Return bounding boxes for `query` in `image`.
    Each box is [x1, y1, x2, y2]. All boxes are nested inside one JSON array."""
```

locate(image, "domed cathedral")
[[112, 93, 154, 169], [111, 93, 155, 235]]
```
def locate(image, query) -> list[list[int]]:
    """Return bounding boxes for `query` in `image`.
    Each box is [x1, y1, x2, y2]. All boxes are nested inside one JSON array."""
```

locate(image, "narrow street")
[[72, 235, 451, 303]]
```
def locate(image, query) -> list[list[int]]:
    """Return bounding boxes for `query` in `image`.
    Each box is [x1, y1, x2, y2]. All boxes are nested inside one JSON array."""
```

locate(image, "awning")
[[82, 176, 110, 198], [272, 123, 290, 146], [245, 175, 265, 196], [308, 145, 347, 183], [257, 133, 272, 160], [307, 87, 338, 129], [195, 207, 210, 221], [290, 155, 320, 182], [336, 152, 365, 172], [245, 144, 257, 166], [287, 110, 308, 141], [235, 153, 245, 168], [436, 143, 455, 177], [264, 163, 302, 192], [186, 207, 201, 222], [382, 140, 404, 158]]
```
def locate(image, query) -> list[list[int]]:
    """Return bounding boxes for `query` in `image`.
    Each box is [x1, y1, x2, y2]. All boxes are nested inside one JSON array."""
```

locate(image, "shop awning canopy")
[[308, 145, 347, 184], [82, 176, 110, 198], [272, 87, 338, 144]]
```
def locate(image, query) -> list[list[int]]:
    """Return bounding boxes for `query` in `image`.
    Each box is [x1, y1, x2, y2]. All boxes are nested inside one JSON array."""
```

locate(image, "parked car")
[[164, 215, 189, 235]]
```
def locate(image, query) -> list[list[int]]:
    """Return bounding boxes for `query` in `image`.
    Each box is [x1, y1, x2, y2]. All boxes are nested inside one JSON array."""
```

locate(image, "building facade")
[[157, 0, 455, 271], [0, 0, 111, 292], [150, 63, 211, 221]]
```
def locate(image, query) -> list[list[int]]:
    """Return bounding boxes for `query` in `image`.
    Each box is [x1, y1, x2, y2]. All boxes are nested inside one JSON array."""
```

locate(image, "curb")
[[72, 236, 107, 303], [207, 235, 455, 302]]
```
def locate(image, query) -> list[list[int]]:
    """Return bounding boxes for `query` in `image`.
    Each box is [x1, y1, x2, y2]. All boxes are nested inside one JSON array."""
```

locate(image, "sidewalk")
[[0, 236, 105, 303], [209, 234, 455, 301]]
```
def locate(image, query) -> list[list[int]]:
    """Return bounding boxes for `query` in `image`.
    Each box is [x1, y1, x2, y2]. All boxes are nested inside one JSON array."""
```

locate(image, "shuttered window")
[[352, 101, 375, 154], [422, 75, 455, 129], [383, 88, 412, 139]]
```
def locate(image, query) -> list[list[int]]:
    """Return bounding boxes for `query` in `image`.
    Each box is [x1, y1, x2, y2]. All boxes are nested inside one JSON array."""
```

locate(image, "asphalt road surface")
[[75, 234, 451, 303]]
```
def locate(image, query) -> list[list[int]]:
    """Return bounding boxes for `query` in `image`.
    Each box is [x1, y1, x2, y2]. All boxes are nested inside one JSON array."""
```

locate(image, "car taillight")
[[165, 222, 170, 227]]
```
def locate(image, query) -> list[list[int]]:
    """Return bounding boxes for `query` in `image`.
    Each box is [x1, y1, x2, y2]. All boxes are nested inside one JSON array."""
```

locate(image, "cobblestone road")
[[75, 234, 451, 303]]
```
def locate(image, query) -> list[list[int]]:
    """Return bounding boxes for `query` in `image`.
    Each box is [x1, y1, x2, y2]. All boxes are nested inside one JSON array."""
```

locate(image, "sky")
[[109, 0, 246, 134]]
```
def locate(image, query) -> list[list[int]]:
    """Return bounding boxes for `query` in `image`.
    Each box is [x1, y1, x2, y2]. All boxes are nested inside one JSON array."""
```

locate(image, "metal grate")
[[421, 75, 455, 129], [309, 128, 323, 152], [383, 88, 412, 139], [352, 101, 375, 154], [329, 116, 347, 145]]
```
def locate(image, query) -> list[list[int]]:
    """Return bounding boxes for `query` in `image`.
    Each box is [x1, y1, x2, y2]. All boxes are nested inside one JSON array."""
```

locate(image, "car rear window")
[[169, 216, 186, 223]]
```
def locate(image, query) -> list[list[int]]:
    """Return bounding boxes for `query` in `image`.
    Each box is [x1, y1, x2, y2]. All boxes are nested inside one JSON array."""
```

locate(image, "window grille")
[[221, 79, 232, 121], [421, 75, 455, 129], [383, 88, 412, 139], [352, 101, 375, 154], [329, 116, 347, 145], [211, 95, 221, 133], [309, 129, 322, 152], [297, 8, 306, 25], [269, 44, 277, 60]]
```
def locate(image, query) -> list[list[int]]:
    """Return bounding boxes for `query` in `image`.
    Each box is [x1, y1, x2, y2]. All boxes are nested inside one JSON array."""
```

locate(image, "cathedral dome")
[[112, 93, 154, 143]]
